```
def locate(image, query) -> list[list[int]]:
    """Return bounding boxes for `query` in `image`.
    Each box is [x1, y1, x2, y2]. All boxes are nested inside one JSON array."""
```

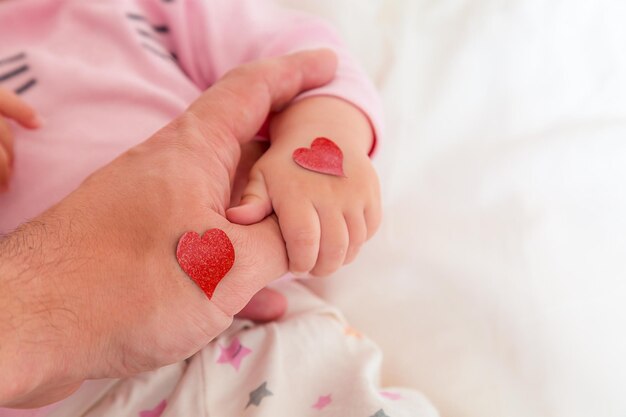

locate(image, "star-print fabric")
[[41, 282, 438, 417]]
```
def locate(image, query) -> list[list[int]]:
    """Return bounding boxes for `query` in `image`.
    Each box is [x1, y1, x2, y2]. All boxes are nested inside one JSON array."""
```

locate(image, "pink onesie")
[[0, 0, 382, 415]]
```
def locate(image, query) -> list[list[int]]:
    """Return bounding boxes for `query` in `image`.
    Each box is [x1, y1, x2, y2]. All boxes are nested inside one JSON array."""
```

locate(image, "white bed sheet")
[[278, 1, 626, 416]]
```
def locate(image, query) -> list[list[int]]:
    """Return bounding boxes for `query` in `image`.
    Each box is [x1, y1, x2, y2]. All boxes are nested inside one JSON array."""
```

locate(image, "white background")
[[279, 1, 626, 416]]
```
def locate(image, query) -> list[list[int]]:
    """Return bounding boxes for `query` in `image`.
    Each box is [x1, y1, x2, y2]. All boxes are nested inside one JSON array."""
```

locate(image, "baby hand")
[[227, 98, 381, 277], [0, 88, 40, 190]]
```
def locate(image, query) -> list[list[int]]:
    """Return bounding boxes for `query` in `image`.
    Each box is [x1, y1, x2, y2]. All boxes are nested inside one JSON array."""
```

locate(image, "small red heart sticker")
[[292, 137, 345, 177], [176, 229, 235, 299]]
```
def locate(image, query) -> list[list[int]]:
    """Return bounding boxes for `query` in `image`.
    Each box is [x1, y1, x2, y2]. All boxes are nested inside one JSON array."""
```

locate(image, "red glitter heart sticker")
[[176, 229, 235, 299], [292, 137, 345, 177]]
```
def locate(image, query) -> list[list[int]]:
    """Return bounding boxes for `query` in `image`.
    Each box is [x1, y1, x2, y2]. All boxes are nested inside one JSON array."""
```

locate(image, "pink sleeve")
[[160, 0, 383, 154]]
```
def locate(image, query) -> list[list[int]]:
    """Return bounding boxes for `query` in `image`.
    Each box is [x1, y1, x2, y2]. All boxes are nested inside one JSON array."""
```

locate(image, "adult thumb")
[[186, 49, 338, 145]]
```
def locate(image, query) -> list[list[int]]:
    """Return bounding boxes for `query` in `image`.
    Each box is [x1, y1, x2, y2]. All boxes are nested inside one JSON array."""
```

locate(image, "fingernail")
[[291, 271, 308, 278]]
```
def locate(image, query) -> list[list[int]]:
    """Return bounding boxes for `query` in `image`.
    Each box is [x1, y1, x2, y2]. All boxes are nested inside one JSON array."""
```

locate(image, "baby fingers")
[[277, 201, 320, 277], [343, 210, 368, 265], [310, 208, 349, 277], [364, 200, 382, 240]]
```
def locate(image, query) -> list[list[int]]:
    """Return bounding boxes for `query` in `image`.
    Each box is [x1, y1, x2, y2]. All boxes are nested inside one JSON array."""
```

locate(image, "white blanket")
[[278, 1, 626, 416]]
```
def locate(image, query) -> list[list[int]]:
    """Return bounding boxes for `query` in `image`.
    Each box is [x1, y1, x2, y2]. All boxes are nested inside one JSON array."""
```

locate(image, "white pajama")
[[47, 282, 437, 417]]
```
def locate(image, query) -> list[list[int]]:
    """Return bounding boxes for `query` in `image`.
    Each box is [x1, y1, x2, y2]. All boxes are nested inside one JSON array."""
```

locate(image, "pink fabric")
[[0, 0, 382, 415]]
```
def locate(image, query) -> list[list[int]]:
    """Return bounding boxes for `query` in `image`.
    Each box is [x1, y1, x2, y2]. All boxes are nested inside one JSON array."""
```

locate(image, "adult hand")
[[0, 49, 337, 408]]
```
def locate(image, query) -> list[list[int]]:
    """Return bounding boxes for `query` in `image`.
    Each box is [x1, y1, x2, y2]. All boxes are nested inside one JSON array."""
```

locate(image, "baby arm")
[[0, 88, 40, 190], [227, 96, 381, 276], [163, 0, 384, 275]]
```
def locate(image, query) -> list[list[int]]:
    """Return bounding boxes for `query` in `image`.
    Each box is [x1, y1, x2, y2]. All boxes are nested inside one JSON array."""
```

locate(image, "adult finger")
[[0, 89, 40, 129], [212, 215, 289, 317], [187, 48, 337, 144]]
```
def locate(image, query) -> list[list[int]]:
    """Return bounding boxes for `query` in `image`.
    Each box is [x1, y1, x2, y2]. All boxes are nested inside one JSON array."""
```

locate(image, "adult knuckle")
[[160, 113, 238, 170], [214, 83, 260, 134]]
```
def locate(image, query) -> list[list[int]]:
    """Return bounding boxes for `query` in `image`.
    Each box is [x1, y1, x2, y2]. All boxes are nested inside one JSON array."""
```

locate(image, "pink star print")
[[312, 394, 332, 410], [217, 337, 252, 371], [139, 399, 167, 417], [380, 391, 403, 400]]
